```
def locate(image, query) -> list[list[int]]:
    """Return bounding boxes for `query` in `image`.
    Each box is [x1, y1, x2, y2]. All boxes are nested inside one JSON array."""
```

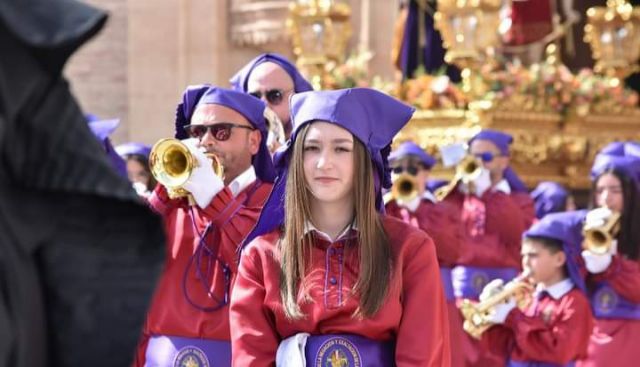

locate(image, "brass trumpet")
[[149, 138, 224, 199], [583, 209, 621, 255], [390, 174, 420, 202], [435, 155, 483, 201], [459, 271, 533, 339]]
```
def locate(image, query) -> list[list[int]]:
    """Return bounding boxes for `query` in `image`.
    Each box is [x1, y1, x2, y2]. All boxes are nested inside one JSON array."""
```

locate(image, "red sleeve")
[[457, 192, 525, 268], [503, 293, 593, 364], [592, 256, 640, 303], [395, 234, 451, 367], [146, 183, 186, 216], [230, 242, 280, 367], [480, 324, 514, 358]]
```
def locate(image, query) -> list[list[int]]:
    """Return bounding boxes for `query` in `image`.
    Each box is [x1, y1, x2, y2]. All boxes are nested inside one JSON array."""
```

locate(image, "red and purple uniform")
[[578, 255, 640, 367], [482, 279, 593, 367], [230, 216, 450, 367], [445, 181, 534, 367], [386, 194, 464, 367], [133, 175, 272, 366]]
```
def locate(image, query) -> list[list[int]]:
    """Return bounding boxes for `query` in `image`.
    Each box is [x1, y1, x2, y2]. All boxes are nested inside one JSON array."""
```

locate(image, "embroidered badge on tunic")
[[315, 337, 362, 367], [173, 346, 210, 367], [595, 286, 618, 315]]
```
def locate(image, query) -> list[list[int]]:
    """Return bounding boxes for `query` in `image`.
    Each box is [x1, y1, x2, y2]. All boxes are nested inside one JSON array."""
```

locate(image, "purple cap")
[[115, 142, 152, 159], [591, 141, 640, 184], [524, 210, 587, 293], [242, 88, 415, 248], [229, 53, 313, 93], [531, 181, 569, 219], [469, 129, 513, 156], [86, 116, 127, 178], [175, 85, 275, 183], [426, 178, 448, 193], [389, 141, 437, 169]]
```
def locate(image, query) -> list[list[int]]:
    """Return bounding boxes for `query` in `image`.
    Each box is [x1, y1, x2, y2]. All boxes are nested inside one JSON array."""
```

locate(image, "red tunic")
[[578, 256, 640, 367], [133, 181, 272, 366], [445, 189, 530, 269], [385, 198, 463, 266], [385, 198, 465, 367], [482, 288, 593, 365], [230, 216, 451, 367]]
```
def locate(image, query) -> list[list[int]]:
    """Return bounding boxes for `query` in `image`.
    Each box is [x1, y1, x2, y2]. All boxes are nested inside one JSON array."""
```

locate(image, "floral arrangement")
[[398, 72, 468, 110], [480, 61, 640, 116]]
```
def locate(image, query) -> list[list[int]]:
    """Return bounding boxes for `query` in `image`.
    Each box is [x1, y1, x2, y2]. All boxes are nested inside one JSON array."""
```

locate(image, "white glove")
[[276, 332, 309, 367], [480, 279, 516, 324], [585, 207, 614, 228], [582, 249, 613, 274], [181, 138, 224, 208]]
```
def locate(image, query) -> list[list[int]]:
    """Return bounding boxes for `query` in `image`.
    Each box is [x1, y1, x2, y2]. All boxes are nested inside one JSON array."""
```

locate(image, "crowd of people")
[[94, 50, 639, 367]]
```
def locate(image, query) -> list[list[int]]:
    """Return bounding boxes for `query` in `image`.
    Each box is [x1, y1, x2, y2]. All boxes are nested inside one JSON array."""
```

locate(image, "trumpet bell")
[[149, 139, 195, 190], [391, 174, 419, 202], [582, 210, 621, 255]]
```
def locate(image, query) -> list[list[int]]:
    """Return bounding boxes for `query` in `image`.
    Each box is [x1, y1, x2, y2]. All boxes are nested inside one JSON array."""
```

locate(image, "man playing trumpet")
[[475, 212, 594, 366], [133, 86, 275, 367], [385, 141, 465, 367]]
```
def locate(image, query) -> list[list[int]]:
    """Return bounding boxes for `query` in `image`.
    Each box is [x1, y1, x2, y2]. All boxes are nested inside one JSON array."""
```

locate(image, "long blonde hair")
[[279, 122, 392, 319]]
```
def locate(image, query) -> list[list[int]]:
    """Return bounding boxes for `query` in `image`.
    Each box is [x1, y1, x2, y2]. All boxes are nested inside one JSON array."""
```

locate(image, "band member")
[[479, 211, 594, 366], [531, 181, 576, 220], [116, 142, 155, 197], [578, 142, 640, 367], [441, 129, 535, 366], [230, 88, 450, 366], [230, 53, 313, 139], [385, 141, 464, 367], [133, 86, 275, 366]]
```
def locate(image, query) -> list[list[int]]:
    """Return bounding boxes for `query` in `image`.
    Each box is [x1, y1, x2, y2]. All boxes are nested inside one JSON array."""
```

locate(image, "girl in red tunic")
[[578, 142, 640, 367], [230, 88, 451, 367]]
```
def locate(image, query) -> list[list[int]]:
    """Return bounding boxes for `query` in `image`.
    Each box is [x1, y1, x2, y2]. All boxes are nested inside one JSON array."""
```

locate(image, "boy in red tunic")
[[133, 86, 275, 366], [479, 211, 594, 367]]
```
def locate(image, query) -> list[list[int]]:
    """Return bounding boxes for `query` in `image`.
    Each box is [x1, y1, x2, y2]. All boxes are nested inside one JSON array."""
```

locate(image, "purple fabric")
[[426, 178, 448, 193], [229, 53, 313, 93], [144, 335, 231, 367], [590, 141, 640, 185], [531, 181, 569, 219], [304, 334, 394, 367], [508, 360, 575, 367], [469, 129, 513, 156], [591, 281, 640, 320], [174, 85, 275, 183], [389, 141, 437, 169], [397, 1, 460, 81], [115, 142, 151, 158], [241, 88, 415, 248], [524, 211, 588, 293], [452, 265, 519, 300], [88, 118, 119, 141], [86, 116, 127, 178], [440, 266, 455, 301]]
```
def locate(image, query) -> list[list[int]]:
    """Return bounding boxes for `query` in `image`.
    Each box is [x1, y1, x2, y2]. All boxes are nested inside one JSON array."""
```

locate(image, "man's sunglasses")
[[183, 123, 255, 141], [474, 152, 503, 163], [392, 165, 419, 176], [248, 89, 290, 106]]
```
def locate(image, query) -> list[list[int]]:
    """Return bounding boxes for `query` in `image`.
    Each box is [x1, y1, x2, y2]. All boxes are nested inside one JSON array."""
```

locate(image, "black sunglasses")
[[392, 165, 419, 176], [248, 89, 290, 105], [183, 123, 255, 141]]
